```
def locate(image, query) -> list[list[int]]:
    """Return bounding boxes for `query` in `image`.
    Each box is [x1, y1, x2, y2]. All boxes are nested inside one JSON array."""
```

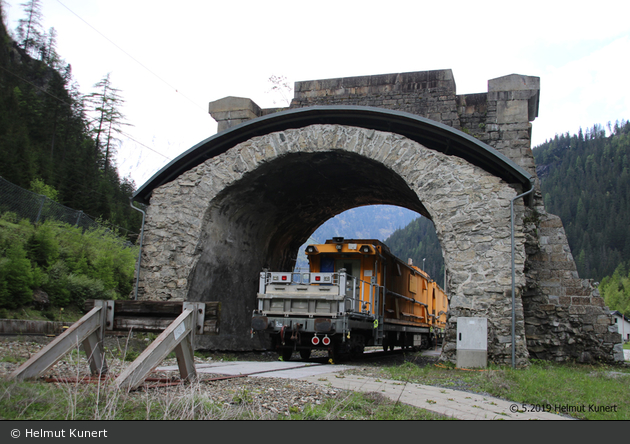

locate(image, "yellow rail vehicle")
[[251, 237, 449, 360]]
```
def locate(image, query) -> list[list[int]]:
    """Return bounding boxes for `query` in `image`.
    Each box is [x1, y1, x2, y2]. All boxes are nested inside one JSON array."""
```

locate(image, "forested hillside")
[[0, 3, 141, 239], [533, 120, 630, 282], [385, 217, 444, 287]]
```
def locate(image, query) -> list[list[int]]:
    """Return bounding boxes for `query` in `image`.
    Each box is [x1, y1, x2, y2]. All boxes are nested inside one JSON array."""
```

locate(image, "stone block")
[[208, 96, 262, 116], [488, 74, 539, 92], [571, 296, 588, 305], [496, 100, 529, 124], [558, 296, 572, 306], [208, 96, 263, 132], [596, 315, 612, 325]]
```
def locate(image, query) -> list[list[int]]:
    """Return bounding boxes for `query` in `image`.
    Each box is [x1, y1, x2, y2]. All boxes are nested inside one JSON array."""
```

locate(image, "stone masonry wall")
[[290, 70, 461, 130]]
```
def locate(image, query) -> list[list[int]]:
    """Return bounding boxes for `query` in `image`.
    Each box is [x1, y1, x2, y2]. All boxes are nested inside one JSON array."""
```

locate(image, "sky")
[[3, 0, 630, 187]]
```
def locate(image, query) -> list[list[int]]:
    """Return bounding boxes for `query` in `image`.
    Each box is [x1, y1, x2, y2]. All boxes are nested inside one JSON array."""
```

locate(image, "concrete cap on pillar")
[[208, 96, 262, 132], [488, 74, 540, 122]]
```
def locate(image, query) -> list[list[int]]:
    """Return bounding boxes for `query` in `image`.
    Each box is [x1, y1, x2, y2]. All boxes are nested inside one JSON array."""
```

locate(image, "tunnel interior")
[[187, 150, 432, 349]]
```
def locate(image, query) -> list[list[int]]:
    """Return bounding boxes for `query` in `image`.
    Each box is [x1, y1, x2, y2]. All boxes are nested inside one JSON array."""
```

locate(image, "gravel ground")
[[0, 336, 371, 418]]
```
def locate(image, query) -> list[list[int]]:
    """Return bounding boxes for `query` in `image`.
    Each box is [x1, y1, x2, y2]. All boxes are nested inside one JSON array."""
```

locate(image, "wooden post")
[[9, 301, 108, 380], [115, 306, 199, 391]]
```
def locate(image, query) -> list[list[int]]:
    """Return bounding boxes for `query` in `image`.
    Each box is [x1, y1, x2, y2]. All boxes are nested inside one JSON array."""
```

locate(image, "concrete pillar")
[[486, 74, 540, 176], [208, 96, 262, 132]]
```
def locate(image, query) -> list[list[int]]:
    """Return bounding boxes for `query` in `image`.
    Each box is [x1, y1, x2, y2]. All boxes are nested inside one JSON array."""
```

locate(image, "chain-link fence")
[[0, 176, 99, 229], [0, 176, 138, 248]]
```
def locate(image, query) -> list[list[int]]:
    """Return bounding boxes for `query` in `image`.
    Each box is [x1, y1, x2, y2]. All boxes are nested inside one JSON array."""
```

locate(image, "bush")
[[0, 212, 19, 223], [42, 260, 71, 306], [0, 219, 138, 309], [0, 244, 34, 308], [26, 223, 59, 268], [66, 273, 115, 306]]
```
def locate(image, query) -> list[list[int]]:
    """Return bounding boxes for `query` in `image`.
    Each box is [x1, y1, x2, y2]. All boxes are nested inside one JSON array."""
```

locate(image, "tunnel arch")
[[136, 108, 533, 361]]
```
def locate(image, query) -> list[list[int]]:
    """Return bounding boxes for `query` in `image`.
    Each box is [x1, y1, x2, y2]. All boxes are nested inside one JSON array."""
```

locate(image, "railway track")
[[271, 345, 439, 367]]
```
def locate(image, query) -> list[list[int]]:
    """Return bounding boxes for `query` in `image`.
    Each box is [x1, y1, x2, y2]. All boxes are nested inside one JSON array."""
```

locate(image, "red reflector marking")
[[322, 336, 331, 346], [312, 336, 320, 345], [282, 276, 287, 281], [315, 276, 321, 281]]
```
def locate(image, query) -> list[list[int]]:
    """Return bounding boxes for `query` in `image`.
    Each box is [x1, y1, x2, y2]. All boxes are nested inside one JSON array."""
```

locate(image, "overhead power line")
[[0, 65, 172, 161], [55, 0, 208, 114], [121, 132, 172, 160]]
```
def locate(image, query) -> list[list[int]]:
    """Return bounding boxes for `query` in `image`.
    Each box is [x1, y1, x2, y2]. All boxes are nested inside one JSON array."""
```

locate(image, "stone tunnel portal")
[[136, 113, 534, 362], [187, 150, 429, 350]]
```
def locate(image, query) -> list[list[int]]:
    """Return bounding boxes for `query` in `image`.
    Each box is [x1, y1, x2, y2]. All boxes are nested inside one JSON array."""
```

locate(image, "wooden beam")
[[9, 302, 108, 380], [84, 300, 220, 317], [110, 317, 218, 334], [82, 330, 108, 375], [82, 300, 220, 335]]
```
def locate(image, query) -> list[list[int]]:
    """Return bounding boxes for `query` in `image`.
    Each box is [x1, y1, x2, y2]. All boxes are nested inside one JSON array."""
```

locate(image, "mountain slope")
[[533, 121, 630, 281], [0, 5, 142, 239]]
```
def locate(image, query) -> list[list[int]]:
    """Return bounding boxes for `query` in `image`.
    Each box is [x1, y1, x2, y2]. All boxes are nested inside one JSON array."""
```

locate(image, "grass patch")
[[0, 379, 271, 420], [286, 391, 454, 420], [378, 357, 630, 420], [0, 379, 450, 421], [0, 305, 86, 323]]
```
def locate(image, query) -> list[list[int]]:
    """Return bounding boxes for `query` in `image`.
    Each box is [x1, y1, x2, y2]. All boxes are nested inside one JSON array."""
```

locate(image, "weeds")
[[288, 391, 453, 420], [378, 355, 630, 420]]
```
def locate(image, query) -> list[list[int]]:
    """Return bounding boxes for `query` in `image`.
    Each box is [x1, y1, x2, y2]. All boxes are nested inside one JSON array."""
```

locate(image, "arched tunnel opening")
[[187, 150, 438, 350]]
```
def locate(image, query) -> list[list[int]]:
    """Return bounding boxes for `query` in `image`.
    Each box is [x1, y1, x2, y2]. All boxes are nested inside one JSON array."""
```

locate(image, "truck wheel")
[[281, 348, 292, 361]]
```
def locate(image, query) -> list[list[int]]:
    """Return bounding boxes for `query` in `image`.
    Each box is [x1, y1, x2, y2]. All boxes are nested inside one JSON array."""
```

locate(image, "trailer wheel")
[[281, 348, 293, 361], [299, 349, 311, 360]]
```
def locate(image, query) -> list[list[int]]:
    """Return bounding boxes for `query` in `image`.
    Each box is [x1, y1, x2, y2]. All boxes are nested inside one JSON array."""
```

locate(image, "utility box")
[[456, 317, 488, 368]]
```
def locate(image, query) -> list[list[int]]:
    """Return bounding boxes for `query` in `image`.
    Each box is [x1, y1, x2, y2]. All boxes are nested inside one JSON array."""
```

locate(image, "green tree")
[[0, 4, 142, 242], [0, 243, 34, 308], [86, 73, 130, 175], [599, 262, 630, 317], [385, 216, 445, 287], [15, 0, 43, 56], [29, 177, 58, 201], [533, 120, 630, 281]]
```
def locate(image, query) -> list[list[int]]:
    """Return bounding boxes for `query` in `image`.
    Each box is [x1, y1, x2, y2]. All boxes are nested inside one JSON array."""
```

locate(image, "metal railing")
[[342, 272, 382, 318]]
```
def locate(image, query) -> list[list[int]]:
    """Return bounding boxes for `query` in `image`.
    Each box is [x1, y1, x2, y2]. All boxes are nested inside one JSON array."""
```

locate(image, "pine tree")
[[86, 73, 130, 175], [16, 0, 43, 57], [38, 27, 62, 69]]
